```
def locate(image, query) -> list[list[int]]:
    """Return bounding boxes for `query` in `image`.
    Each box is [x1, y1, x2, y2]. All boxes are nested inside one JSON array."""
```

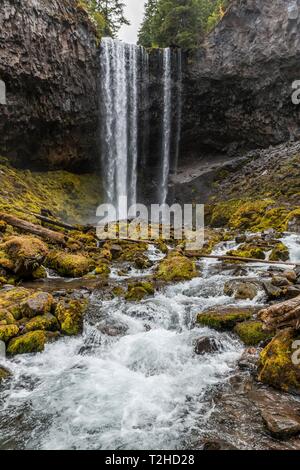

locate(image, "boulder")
[[7, 330, 49, 355], [55, 298, 88, 335], [261, 409, 300, 440], [155, 252, 199, 282], [0, 287, 32, 320], [197, 307, 255, 331], [234, 321, 272, 346], [194, 336, 221, 355], [46, 251, 94, 278], [125, 282, 155, 302], [269, 243, 289, 262], [0, 365, 11, 382], [224, 279, 260, 300], [258, 328, 300, 394], [24, 313, 59, 333], [0, 324, 19, 343], [20, 292, 54, 318], [2, 236, 48, 278]]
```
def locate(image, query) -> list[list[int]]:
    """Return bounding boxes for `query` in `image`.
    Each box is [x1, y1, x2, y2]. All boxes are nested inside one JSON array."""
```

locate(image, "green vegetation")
[[78, 0, 129, 39], [197, 307, 253, 331], [138, 0, 230, 49], [234, 321, 272, 346]]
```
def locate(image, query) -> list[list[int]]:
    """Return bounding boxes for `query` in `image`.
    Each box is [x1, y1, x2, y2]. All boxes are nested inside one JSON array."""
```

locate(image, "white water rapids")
[[2, 235, 288, 450]]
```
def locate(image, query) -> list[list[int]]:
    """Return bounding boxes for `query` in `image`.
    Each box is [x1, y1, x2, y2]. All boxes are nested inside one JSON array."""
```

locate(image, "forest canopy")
[[138, 0, 230, 49]]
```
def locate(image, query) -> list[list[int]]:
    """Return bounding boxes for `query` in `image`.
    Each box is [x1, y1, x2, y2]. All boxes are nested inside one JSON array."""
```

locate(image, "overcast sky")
[[118, 0, 146, 43]]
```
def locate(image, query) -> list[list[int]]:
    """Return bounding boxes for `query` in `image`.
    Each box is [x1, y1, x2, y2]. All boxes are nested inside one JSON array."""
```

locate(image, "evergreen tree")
[[78, 0, 129, 37], [138, 0, 229, 49]]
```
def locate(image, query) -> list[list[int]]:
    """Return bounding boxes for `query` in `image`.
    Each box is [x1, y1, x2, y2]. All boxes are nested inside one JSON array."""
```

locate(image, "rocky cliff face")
[[180, 0, 300, 160], [0, 0, 99, 170]]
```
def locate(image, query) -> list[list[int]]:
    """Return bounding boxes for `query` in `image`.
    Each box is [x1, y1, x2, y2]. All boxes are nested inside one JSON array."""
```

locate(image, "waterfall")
[[100, 38, 140, 219], [174, 50, 182, 175], [160, 48, 172, 204], [100, 39, 182, 213]]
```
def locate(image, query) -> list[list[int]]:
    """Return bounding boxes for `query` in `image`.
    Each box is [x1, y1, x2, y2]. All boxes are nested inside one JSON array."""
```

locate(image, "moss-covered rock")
[[197, 307, 254, 331], [7, 330, 48, 355], [258, 328, 300, 394], [0, 324, 19, 343], [0, 310, 16, 325], [0, 287, 32, 320], [227, 245, 266, 260], [94, 261, 110, 277], [24, 313, 59, 333], [156, 252, 199, 282], [234, 321, 273, 346], [32, 266, 47, 280], [0, 220, 7, 233], [46, 251, 94, 277], [125, 281, 155, 302], [269, 242, 290, 262], [55, 299, 88, 335], [20, 292, 54, 318], [2, 236, 48, 278]]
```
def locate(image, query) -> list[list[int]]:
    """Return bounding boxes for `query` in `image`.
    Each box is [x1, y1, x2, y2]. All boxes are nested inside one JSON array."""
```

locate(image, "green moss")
[[0, 310, 16, 325], [0, 287, 31, 320], [0, 162, 102, 225], [94, 262, 110, 277], [234, 321, 272, 346], [227, 245, 266, 260], [125, 281, 155, 301], [7, 330, 48, 355], [46, 251, 94, 277], [32, 266, 47, 280], [269, 242, 289, 262], [0, 324, 19, 343], [24, 314, 59, 333], [156, 252, 199, 282], [55, 299, 88, 335], [197, 308, 253, 331], [112, 287, 126, 298], [0, 220, 7, 233], [258, 329, 300, 394]]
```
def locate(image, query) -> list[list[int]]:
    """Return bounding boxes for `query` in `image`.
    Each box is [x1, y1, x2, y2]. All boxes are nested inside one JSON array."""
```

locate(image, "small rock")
[[20, 292, 54, 318], [271, 275, 290, 287], [283, 270, 297, 283]]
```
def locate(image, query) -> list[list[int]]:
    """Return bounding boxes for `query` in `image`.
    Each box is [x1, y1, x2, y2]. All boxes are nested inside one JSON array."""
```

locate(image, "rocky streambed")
[[1, 226, 300, 450]]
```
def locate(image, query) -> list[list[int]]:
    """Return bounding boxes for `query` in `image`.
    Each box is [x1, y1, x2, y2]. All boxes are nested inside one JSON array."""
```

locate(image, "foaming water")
[[1, 237, 281, 450]]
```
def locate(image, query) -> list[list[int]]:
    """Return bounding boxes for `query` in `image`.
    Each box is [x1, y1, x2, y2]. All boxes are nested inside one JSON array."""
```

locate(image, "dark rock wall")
[[0, 0, 99, 171], [180, 0, 300, 160]]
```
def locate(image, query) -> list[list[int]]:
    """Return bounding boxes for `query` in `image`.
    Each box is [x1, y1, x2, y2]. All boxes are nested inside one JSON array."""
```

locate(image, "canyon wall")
[[0, 0, 99, 170], [180, 0, 300, 160]]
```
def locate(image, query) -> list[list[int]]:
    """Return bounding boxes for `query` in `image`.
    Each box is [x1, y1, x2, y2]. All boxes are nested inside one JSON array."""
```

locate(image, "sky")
[[118, 0, 146, 44]]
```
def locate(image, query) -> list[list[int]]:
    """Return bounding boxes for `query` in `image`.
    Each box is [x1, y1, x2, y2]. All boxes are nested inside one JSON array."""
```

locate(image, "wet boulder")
[[1, 236, 48, 279], [197, 307, 255, 331], [46, 251, 94, 277], [55, 298, 89, 335], [6, 330, 54, 355], [194, 336, 221, 355], [234, 321, 272, 346], [261, 408, 300, 439], [0, 365, 11, 382], [0, 287, 32, 320], [20, 292, 54, 318], [155, 252, 199, 282], [24, 313, 59, 333], [258, 328, 300, 395], [125, 281, 155, 302], [269, 243, 289, 262], [0, 324, 19, 343], [224, 279, 261, 300]]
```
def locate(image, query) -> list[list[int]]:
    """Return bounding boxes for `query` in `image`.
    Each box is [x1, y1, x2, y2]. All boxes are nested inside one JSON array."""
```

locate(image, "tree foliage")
[[138, 0, 230, 49], [78, 0, 129, 38]]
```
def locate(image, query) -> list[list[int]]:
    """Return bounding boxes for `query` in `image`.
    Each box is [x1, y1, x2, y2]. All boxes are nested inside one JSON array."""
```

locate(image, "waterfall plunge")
[[100, 39, 182, 214]]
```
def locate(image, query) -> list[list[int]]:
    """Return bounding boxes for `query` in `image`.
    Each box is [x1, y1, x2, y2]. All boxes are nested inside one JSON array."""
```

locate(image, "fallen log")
[[185, 253, 300, 267], [259, 296, 300, 331], [0, 213, 67, 245], [28, 212, 81, 232]]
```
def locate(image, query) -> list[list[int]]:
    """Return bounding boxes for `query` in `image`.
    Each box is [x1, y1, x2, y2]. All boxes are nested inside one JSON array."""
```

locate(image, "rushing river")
[[0, 235, 299, 450]]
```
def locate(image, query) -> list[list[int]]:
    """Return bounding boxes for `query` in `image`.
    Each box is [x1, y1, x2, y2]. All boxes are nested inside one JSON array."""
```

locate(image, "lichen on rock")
[[55, 298, 88, 335], [46, 251, 94, 277], [155, 252, 199, 282]]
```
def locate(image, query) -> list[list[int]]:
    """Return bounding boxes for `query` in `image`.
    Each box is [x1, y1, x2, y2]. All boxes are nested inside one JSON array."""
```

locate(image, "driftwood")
[[185, 253, 300, 267], [0, 213, 67, 245], [259, 296, 300, 331]]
